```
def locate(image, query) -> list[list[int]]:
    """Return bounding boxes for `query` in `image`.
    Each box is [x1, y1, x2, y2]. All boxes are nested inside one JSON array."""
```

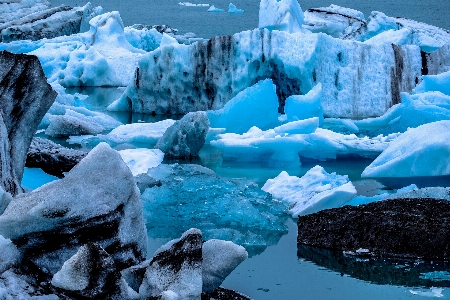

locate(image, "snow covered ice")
[[362, 121, 450, 178], [262, 166, 357, 216]]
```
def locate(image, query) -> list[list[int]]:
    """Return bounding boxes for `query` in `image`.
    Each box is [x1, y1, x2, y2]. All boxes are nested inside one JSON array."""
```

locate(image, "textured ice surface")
[[140, 228, 202, 299], [284, 83, 323, 124], [211, 125, 393, 165], [119, 148, 164, 176], [303, 5, 365, 38], [0, 143, 147, 274], [29, 11, 145, 86], [124, 26, 162, 52], [262, 165, 356, 216], [68, 119, 175, 149], [414, 69, 450, 95], [142, 164, 288, 255], [202, 239, 247, 293], [0, 236, 19, 274], [362, 121, 450, 178], [207, 79, 280, 134], [346, 184, 418, 206], [0, 269, 59, 299], [116, 27, 427, 118], [0, 0, 50, 23], [258, 0, 305, 33], [354, 91, 450, 136], [387, 187, 450, 201], [155, 111, 209, 157], [228, 3, 243, 13]]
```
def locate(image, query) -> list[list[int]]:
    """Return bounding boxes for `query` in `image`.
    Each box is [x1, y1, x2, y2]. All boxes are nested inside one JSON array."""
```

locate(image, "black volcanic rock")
[[202, 287, 251, 300], [0, 50, 56, 195], [26, 137, 86, 178], [297, 198, 450, 260]]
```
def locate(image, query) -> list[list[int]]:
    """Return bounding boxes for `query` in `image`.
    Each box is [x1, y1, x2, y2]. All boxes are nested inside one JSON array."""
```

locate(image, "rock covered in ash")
[[0, 142, 147, 276], [0, 2, 103, 42], [155, 111, 209, 158], [0, 50, 56, 195], [297, 198, 450, 260], [139, 228, 203, 299], [26, 137, 86, 177], [51, 243, 137, 299], [202, 239, 248, 293]]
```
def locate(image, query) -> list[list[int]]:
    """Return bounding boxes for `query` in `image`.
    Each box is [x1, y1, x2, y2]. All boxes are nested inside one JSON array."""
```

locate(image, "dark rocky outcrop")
[[0, 51, 56, 195], [297, 198, 450, 260], [26, 137, 86, 178], [202, 287, 251, 300], [155, 111, 209, 158], [0, 143, 147, 278]]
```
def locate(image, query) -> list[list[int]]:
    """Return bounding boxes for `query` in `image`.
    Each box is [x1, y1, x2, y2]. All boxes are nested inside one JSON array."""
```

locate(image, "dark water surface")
[[48, 0, 449, 38]]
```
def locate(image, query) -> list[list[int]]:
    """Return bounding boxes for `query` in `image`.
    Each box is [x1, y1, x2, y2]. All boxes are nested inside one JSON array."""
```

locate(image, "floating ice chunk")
[[362, 121, 450, 178], [345, 184, 418, 206], [228, 3, 243, 13], [212, 126, 390, 165], [178, 2, 209, 6], [142, 164, 288, 255], [202, 239, 247, 293], [273, 117, 319, 135], [409, 288, 443, 298], [155, 111, 209, 158], [207, 5, 224, 12], [284, 83, 323, 124], [355, 91, 450, 135], [207, 79, 280, 134], [387, 187, 450, 201], [262, 166, 357, 216], [322, 118, 359, 134], [119, 149, 164, 176], [414, 70, 450, 95], [45, 110, 106, 137], [259, 0, 305, 33], [0, 235, 19, 273], [67, 119, 176, 148]]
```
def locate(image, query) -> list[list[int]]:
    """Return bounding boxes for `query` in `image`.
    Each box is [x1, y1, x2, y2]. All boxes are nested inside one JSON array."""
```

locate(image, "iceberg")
[[207, 79, 280, 133], [228, 3, 244, 13], [284, 82, 323, 124], [115, 27, 430, 118], [141, 164, 288, 255], [362, 121, 450, 178], [179, 2, 209, 7], [258, 0, 305, 33], [414, 69, 450, 95], [262, 166, 357, 216], [207, 5, 224, 12]]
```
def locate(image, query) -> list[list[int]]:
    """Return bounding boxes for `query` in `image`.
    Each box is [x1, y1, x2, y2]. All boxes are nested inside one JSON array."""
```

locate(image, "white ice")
[[362, 121, 450, 178], [262, 166, 356, 216], [178, 2, 209, 7], [258, 0, 306, 33], [228, 3, 244, 13], [118, 148, 164, 176], [207, 5, 224, 12], [0, 235, 19, 274]]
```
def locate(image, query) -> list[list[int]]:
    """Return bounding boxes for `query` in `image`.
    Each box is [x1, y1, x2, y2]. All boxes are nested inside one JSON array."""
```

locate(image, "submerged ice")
[[141, 164, 288, 255]]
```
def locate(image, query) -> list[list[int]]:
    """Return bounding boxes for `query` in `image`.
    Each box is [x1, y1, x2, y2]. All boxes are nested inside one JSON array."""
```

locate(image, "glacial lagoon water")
[[23, 87, 450, 299], [48, 0, 450, 38]]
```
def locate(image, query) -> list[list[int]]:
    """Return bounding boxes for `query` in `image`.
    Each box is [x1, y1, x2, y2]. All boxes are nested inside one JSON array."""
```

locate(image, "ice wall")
[[113, 28, 424, 118]]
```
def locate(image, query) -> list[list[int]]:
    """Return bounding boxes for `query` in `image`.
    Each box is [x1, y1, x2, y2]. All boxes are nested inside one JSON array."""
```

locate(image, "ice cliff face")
[[0, 50, 56, 195], [113, 28, 426, 118]]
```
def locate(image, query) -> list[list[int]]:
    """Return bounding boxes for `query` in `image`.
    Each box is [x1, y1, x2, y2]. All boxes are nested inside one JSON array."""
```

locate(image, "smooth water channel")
[[23, 87, 450, 299]]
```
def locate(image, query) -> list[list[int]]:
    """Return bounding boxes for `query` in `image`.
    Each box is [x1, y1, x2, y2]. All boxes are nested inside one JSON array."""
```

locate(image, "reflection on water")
[[297, 245, 450, 288]]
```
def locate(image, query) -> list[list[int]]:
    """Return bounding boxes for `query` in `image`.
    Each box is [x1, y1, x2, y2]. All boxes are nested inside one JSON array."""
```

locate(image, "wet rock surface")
[[26, 137, 86, 177], [0, 50, 56, 195], [297, 198, 450, 260]]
